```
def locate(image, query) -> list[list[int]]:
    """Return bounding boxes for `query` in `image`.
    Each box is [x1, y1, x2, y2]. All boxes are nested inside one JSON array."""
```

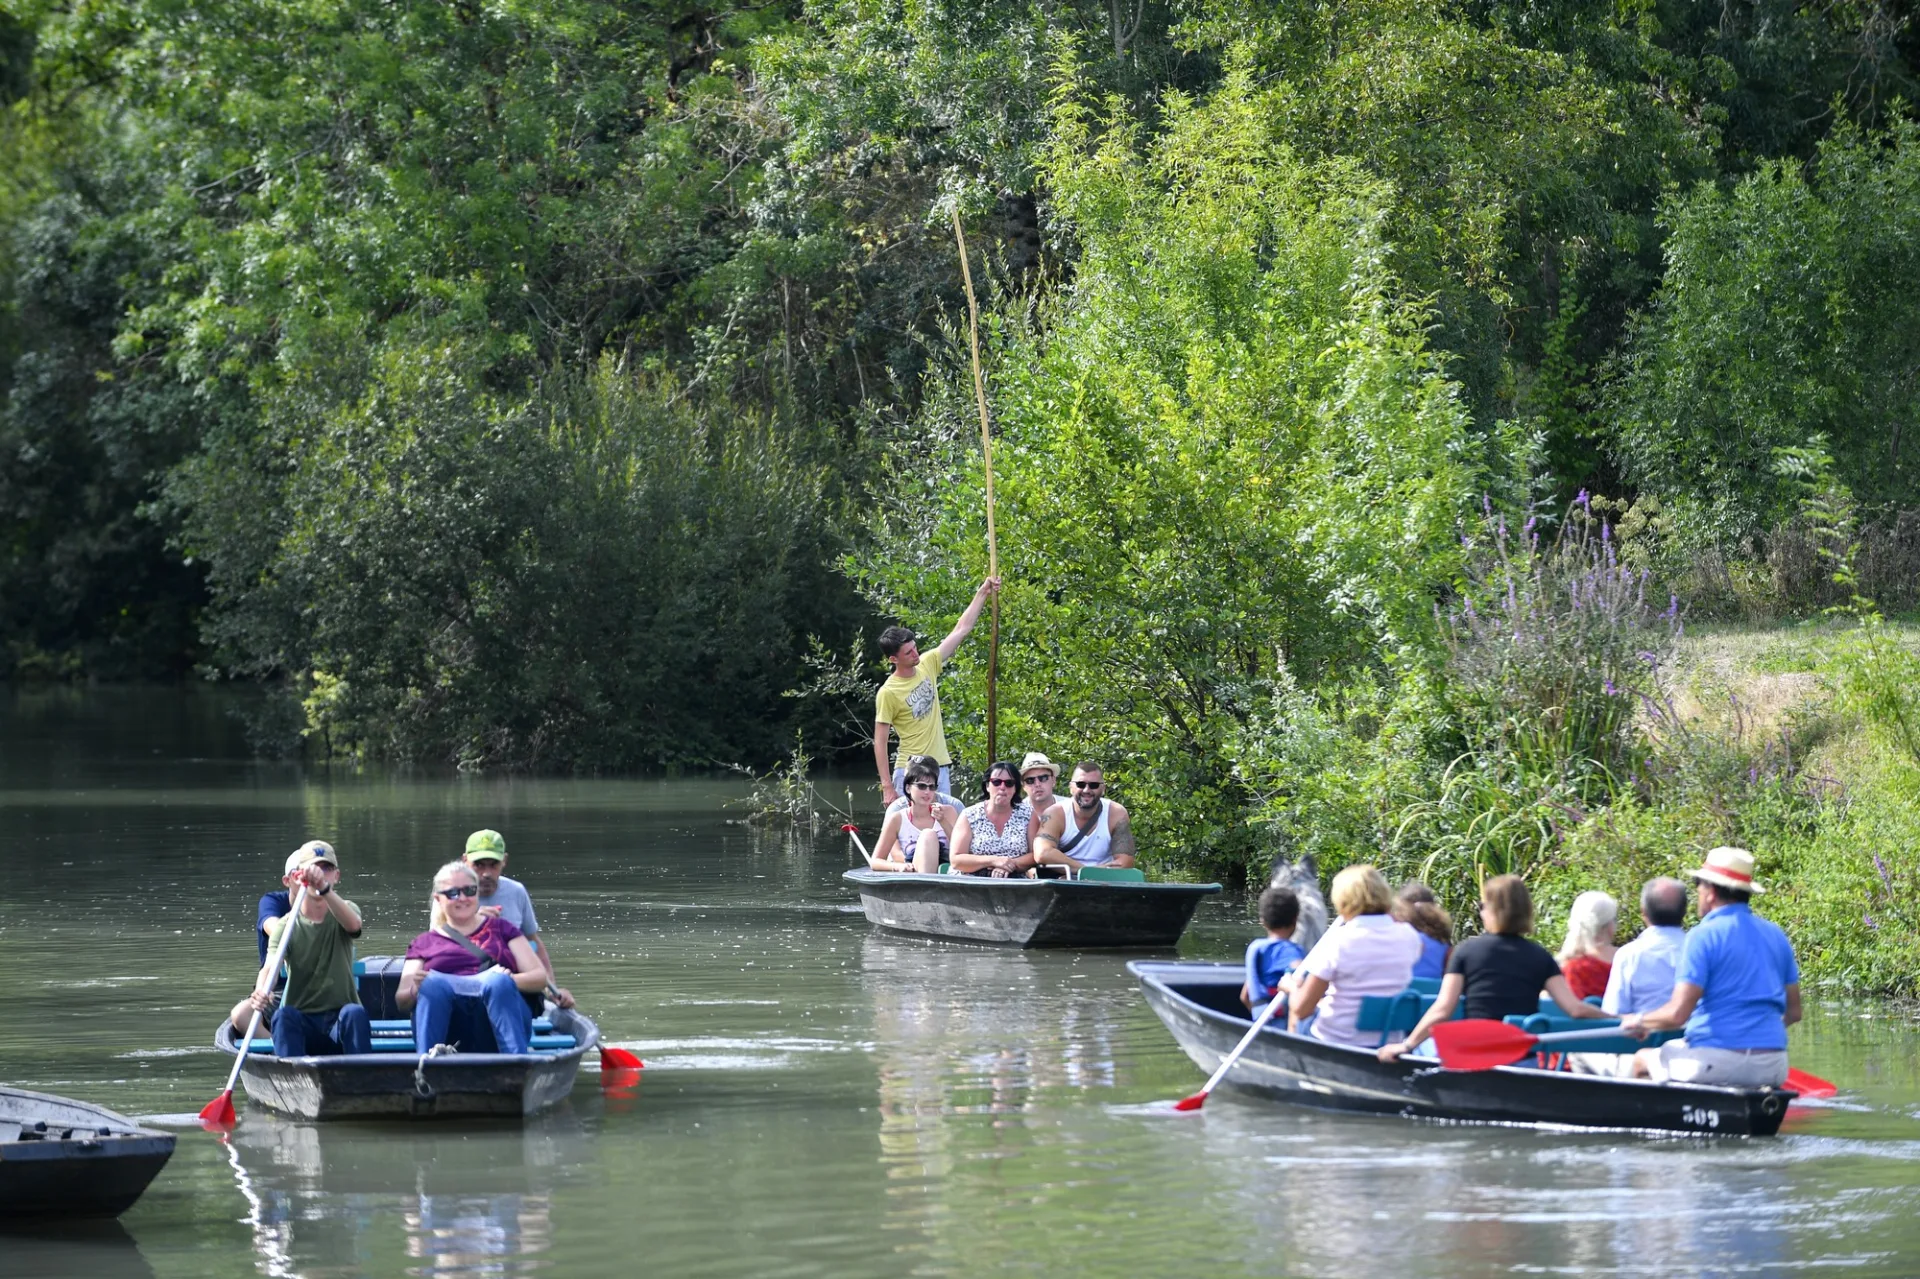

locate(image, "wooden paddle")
[[843, 823, 879, 868], [1785, 1067, 1838, 1099], [1173, 988, 1287, 1112], [1431, 1021, 1841, 1095], [200, 883, 309, 1128], [1429, 1019, 1633, 1072]]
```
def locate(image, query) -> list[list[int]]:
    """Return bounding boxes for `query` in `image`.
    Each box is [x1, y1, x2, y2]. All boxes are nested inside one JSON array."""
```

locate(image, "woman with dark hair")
[[949, 761, 1038, 878], [869, 756, 956, 873], [1377, 874, 1609, 1063], [1394, 881, 1454, 980]]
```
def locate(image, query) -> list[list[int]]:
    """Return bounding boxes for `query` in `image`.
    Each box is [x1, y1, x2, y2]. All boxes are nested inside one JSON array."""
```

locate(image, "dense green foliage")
[[5, 0, 1920, 989]]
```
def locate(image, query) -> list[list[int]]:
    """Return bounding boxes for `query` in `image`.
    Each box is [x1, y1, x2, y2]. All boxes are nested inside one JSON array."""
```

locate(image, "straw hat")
[[1690, 846, 1766, 895], [1018, 752, 1060, 780]]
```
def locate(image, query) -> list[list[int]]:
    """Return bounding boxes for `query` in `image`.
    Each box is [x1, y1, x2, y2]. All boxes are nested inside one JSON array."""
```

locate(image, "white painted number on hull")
[[1681, 1105, 1721, 1129]]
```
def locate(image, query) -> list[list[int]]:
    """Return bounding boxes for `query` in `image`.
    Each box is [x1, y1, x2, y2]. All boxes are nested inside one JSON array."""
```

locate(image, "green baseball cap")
[[464, 829, 507, 861]]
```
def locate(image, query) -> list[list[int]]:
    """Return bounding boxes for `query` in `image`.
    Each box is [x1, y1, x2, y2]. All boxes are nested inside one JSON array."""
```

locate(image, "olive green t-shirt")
[[265, 903, 361, 1014]]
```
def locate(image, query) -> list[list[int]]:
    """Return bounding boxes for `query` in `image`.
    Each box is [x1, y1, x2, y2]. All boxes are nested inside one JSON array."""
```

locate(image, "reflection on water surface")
[[6, 688, 1920, 1277]]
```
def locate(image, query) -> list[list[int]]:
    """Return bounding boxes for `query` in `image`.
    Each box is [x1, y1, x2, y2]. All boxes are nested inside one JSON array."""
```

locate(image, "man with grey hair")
[[1601, 877, 1690, 1016]]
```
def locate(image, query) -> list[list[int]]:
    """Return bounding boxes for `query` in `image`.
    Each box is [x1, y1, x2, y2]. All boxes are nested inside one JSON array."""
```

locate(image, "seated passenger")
[[235, 842, 372, 1057], [1032, 761, 1136, 874], [948, 762, 1037, 878], [1557, 890, 1619, 1000], [1242, 886, 1306, 1013], [1394, 881, 1453, 980], [1019, 752, 1066, 832], [884, 753, 966, 819], [1603, 877, 1689, 1015], [1620, 848, 1801, 1086], [1286, 865, 1423, 1047], [870, 758, 956, 873], [397, 861, 549, 1055], [464, 829, 573, 1010], [1378, 874, 1609, 1062]]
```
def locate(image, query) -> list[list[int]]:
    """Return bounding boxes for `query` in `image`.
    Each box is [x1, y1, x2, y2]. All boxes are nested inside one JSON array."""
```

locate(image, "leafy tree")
[[1611, 117, 1920, 549], [854, 67, 1481, 873]]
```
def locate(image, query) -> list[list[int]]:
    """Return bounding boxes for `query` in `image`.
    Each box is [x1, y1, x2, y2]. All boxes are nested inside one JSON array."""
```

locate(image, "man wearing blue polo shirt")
[[1621, 847, 1801, 1086]]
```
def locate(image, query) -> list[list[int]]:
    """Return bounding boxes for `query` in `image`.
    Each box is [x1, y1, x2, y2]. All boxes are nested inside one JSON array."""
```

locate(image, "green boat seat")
[[1077, 866, 1145, 882]]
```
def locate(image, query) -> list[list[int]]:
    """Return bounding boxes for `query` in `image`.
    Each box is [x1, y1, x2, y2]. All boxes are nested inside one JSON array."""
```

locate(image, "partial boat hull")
[[0, 1087, 176, 1219], [1131, 961, 1793, 1136], [213, 1008, 598, 1120], [844, 869, 1220, 947]]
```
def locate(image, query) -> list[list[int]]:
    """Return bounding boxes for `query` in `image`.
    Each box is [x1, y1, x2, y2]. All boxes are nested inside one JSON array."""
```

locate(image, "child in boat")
[[1241, 886, 1306, 1014]]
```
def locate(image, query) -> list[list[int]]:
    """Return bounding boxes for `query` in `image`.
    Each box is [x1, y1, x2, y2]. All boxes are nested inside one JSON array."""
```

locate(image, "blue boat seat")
[[246, 1032, 576, 1055], [1406, 977, 1442, 996], [1353, 991, 1432, 1046]]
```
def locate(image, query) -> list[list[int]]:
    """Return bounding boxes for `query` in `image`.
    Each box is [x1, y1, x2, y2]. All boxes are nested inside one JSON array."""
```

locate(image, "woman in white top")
[[869, 758, 955, 873], [1285, 864, 1422, 1047], [949, 761, 1038, 878]]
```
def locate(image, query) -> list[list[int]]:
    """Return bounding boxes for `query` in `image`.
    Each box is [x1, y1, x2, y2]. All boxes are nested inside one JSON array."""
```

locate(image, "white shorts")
[[1647, 1039, 1788, 1087]]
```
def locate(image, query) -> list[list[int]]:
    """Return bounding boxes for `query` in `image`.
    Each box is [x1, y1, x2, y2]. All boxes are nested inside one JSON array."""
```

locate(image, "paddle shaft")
[[223, 882, 311, 1094], [950, 206, 999, 763], [846, 827, 878, 868], [1185, 987, 1287, 1106]]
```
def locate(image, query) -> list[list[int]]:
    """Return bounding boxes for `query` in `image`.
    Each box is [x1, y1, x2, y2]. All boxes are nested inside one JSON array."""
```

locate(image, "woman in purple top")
[[397, 861, 550, 1054]]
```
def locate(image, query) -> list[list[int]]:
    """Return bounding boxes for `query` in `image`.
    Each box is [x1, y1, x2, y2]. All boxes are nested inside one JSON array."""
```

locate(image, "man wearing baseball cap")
[[1620, 847, 1802, 1086], [463, 830, 573, 1009], [234, 840, 372, 1057]]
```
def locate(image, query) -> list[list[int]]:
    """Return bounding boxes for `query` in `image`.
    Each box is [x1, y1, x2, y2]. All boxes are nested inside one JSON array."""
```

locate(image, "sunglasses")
[[1022, 774, 1051, 786], [1071, 780, 1103, 790], [437, 885, 479, 899], [908, 780, 937, 791], [986, 776, 1017, 788]]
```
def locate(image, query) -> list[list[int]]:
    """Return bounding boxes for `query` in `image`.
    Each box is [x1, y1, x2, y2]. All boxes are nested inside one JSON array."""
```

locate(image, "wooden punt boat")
[[1131, 960, 1794, 1136], [0, 1086, 176, 1218], [211, 1005, 600, 1121], [843, 868, 1221, 947]]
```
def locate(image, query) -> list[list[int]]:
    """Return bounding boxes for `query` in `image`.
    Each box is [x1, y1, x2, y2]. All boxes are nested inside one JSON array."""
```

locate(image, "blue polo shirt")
[[1678, 903, 1800, 1050], [256, 891, 293, 965], [1245, 936, 1306, 1011]]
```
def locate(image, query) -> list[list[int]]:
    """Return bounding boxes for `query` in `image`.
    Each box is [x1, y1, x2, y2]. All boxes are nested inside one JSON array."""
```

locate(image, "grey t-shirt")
[[480, 874, 541, 938]]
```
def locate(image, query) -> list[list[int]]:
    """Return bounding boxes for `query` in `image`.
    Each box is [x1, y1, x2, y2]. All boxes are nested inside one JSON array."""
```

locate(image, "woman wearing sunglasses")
[[870, 757, 956, 873], [949, 761, 1039, 878], [396, 861, 549, 1054]]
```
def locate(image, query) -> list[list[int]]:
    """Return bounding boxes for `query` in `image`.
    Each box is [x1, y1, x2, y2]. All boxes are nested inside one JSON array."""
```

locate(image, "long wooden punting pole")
[[951, 205, 1000, 763]]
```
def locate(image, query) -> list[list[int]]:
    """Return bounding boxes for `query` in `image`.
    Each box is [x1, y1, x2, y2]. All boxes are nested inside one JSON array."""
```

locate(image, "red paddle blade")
[[1786, 1067, 1838, 1099], [1171, 1091, 1207, 1112], [198, 1090, 237, 1129], [1430, 1019, 1540, 1071], [600, 1046, 644, 1070]]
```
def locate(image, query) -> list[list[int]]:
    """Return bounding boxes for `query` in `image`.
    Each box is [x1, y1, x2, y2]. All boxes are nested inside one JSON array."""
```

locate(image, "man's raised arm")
[[934, 577, 1001, 663]]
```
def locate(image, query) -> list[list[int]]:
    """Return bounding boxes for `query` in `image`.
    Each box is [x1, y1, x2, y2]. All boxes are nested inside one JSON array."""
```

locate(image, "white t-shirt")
[[1298, 913, 1422, 1047]]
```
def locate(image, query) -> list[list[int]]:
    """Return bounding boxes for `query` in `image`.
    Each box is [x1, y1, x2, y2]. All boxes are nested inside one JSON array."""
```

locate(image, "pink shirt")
[[1298, 913, 1422, 1047], [405, 917, 524, 975]]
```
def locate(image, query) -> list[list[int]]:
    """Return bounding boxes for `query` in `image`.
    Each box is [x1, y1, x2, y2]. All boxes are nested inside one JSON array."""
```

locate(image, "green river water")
[[6, 687, 1920, 1278]]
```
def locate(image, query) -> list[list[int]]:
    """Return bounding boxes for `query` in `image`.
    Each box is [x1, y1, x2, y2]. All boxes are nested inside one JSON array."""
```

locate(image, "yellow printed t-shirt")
[[875, 650, 951, 766]]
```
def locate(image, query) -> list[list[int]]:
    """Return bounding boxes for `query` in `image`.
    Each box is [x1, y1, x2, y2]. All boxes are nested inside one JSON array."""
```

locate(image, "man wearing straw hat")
[[1620, 847, 1802, 1086]]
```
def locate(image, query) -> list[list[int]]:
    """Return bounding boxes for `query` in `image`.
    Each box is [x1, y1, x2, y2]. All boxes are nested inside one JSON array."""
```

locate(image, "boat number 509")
[[1681, 1105, 1721, 1129]]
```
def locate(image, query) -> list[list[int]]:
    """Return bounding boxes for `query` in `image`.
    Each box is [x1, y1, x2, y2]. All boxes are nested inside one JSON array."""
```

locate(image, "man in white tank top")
[[1033, 762, 1136, 871]]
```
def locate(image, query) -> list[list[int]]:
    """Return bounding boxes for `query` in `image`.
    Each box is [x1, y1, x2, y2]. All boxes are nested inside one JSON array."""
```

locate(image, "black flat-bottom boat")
[[0, 1086, 176, 1218], [213, 992, 601, 1120], [1132, 960, 1794, 1136], [844, 868, 1221, 947]]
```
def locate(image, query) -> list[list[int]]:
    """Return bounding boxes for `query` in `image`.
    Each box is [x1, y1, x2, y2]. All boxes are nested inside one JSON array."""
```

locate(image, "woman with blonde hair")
[[1378, 874, 1610, 1062], [396, 861, 549, 1054], [1285, 864, 1422, 1047], [1557, 890, 1619, 1000]]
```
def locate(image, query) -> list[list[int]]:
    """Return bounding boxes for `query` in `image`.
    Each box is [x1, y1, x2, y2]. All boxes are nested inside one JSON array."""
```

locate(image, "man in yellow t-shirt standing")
[[873, 576, 1000, 806]]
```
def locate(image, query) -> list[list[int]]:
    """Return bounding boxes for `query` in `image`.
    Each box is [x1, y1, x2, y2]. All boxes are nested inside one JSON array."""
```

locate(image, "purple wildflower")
[[1874, 852, 1894, 892], [1865, 913, 1879, 931], [1604, 678, 1619, 696], [1575, 489, 1590, 510]]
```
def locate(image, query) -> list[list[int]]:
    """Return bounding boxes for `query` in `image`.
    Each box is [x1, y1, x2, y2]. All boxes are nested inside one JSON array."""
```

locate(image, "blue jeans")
[[271, 1004, 372, 1057], [412, 969, 532, 1054]]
